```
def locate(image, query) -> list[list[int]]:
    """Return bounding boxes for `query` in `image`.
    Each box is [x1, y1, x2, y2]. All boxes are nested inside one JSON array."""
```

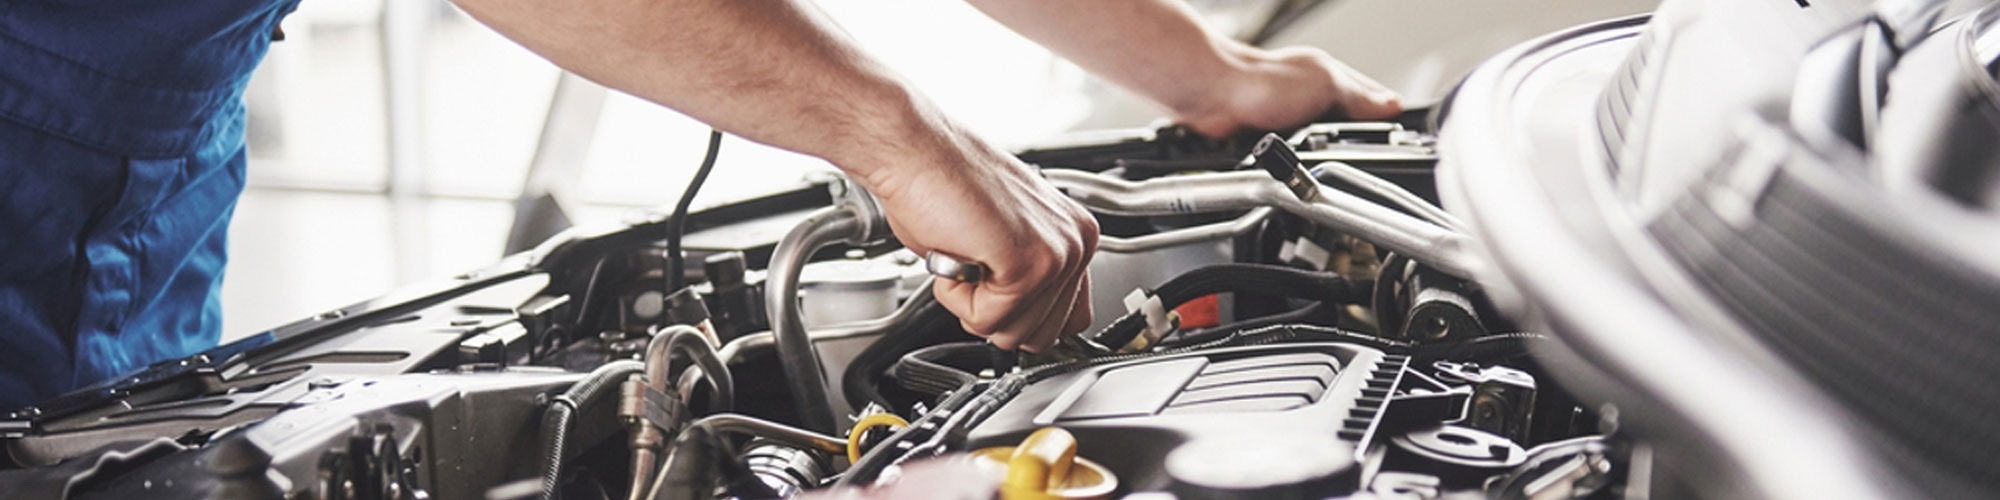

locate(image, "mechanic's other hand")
[[852, 125, 1098, 353], [1178, 46, 1403, 138]]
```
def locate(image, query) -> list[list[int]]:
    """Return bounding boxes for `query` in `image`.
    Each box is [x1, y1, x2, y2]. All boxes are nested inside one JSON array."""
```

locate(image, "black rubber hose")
[[840, 295, 959, 410], [1374, 254, 1411, 337], [1414, 331, 1551, 362], [666, 328, 734, 412], [890, 343, 989, 397], [665, 130, 723, 292], [1159, 301, 1330, 349], [538, 405, 571, 500], [538, 360, 644, 500], [1089, 263, 1364, 350], [766, 209, 858, 435]]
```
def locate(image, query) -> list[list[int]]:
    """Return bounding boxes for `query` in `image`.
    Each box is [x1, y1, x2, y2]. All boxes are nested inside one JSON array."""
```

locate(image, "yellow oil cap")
[[969, 427, 1117, 500]]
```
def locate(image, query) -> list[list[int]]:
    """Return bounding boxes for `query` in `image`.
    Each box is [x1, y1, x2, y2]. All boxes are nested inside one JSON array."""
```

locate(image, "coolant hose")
[[538, 359, 644, 500], [765, 206, 860, 434]]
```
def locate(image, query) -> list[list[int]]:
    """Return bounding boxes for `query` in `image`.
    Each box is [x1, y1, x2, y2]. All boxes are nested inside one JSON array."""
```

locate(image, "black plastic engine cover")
[[965, 343, 1408, 496]]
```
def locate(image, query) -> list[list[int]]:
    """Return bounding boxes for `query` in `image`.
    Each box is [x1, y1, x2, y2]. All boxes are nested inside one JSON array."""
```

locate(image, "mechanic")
[[0, 0, 1399, 411]]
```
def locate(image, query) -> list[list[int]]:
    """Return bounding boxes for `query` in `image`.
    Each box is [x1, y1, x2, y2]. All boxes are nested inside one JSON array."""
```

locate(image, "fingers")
[[1061, 272, 1094, 337], [861, 139, 1100, 353], [951, 247, 1082, 352], [929, 235, 1096, 352], [1331, 64, 1402, 121], [1013, 261, 1084, 352]]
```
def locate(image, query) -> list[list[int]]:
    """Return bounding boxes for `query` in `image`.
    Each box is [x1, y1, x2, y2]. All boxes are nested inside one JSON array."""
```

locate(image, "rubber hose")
[[840, 296, 959, 410], [766, 207, 858, 434], [1374, 254, 1411, 337], [538, 403, 571, 500], [1160, 302, 1330, 348], [665, 130, 723, 291], [890, 343, 989, 397], [539, 360, 644, 500], [1090, 263, 1363, 350], [1415, 332, 1551, 361]]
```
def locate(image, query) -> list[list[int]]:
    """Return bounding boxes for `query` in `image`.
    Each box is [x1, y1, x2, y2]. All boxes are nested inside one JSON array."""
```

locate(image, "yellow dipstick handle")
[[846, 413, 910, 463], [1004, 427, 1079, 496]]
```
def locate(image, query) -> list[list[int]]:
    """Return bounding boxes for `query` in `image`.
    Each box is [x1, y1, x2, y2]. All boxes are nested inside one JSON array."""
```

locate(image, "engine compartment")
[[9, 2, 2000, 498], [0, 109, 1629, 500]]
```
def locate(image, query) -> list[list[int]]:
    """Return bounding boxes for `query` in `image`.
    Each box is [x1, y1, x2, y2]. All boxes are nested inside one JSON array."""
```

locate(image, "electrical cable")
[[1086, 263, 1365, 350], [537, 360, 644, 500], [666, 130, 723, 292]]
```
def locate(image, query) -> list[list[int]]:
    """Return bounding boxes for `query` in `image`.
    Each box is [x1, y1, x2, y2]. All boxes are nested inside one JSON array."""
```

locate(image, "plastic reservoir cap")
[[1165, 432, 1356, 499], [970, 427, 1117, 500]]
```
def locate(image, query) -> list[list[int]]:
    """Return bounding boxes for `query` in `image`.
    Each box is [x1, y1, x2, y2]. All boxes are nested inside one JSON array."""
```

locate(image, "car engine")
[[5, 0, 2000, 498]]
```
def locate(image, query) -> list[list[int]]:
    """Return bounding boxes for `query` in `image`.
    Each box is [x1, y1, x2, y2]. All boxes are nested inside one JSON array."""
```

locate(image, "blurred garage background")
[[222, 0, 1657, 339]]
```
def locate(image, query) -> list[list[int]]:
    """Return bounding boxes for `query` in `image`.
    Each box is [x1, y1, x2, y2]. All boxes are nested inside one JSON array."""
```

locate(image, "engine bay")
[[8, 1, 2000, 498], [0, 111, 1627, 500]]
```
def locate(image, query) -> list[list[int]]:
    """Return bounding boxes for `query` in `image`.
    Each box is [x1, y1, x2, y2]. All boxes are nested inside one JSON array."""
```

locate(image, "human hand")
[[850, 124, 1098, 352], [1177, 46, 1403, 138]]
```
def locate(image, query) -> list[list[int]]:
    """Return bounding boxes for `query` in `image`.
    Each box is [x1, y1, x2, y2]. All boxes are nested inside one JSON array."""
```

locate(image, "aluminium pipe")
[[1313, 160, 1466, 230], [643, 414, 848, 500], [629, 324, 732, 500], [1096, 207, 1273, 253], [643, 325, 702, 394], [1043, 169, 1485, 279], [765, 205, 862, 435]]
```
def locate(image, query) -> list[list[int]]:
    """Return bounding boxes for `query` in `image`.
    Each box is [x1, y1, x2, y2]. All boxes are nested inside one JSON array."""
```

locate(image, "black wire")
[[666, 130, 724, 292]]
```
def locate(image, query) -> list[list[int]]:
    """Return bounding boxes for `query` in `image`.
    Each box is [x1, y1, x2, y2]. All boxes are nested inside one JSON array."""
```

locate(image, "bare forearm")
[[450, 0, 945, 179], [965, 0, 1251, 118], [967, 0, 1401, 133], [448, 0, 1110, 351]]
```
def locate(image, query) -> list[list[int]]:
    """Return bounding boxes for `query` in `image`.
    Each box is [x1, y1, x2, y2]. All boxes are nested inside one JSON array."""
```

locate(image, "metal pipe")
[[629, 324, 736, 500], [1096, 207, 1273, 253], [1046, 169, 1276, 217], [1285, 184, 1484, 279], [625, 448, 658, 500], [644, 414, 848, 500], [765, 206, 862, 434], [643, 324, 704, 393], [717, 331, 773, 365], [645, 324, 734, 410], [1043, 169, 1484, 279], [1312, 160, 1465, 230], [690, 414, 847, 455], [628, 325, 694, 500]]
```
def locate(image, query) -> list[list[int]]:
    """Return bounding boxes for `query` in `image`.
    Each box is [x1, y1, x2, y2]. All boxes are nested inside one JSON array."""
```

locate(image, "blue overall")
[[0, 0, 299, 410]]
